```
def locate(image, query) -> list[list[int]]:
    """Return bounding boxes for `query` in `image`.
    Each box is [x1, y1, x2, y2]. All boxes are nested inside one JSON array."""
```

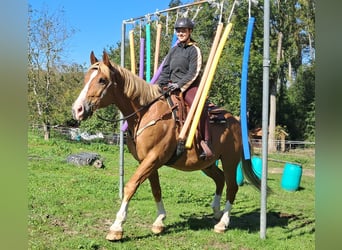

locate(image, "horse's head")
[[72, 51, 116, 121]]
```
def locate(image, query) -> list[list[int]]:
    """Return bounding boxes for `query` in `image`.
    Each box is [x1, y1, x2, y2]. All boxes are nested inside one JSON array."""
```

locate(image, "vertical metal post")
[[119, 21, 126, 200], [260, 0, 270, 239]]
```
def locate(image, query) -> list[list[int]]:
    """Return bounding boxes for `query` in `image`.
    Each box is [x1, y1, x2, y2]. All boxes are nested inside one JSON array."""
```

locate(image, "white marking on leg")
[[157, 200, 166, 216], [214, 201, 232, 232], [220, 201, 232, 226], [211, 194, 222, 220], [153, 200, 166, 228], [110, 201, 128, 232]]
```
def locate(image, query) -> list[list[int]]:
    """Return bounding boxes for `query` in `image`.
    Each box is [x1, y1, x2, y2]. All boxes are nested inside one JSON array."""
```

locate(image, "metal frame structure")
[[117, 0, 270, 239]]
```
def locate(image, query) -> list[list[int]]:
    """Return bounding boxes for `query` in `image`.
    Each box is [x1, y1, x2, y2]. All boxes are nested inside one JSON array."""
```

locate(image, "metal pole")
[[119, 21, 126, 200], [122, 0, 210, 24], [260, 0, 270, 239], [118, 0, 212, 201]]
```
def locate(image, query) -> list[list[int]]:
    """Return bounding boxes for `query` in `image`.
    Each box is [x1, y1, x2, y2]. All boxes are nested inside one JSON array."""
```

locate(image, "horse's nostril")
[[72, 104, 84, 120]]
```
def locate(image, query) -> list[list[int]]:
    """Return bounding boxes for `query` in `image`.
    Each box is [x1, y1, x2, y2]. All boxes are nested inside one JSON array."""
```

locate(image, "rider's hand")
[[168, 83, 179, 91]]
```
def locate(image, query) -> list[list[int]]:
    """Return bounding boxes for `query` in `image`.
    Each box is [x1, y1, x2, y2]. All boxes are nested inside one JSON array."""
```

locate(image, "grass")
[[28, 130, 315, 249]]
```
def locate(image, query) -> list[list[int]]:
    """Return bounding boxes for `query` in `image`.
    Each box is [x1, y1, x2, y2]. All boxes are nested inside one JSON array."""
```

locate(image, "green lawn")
[[28, 131, 315, 249]]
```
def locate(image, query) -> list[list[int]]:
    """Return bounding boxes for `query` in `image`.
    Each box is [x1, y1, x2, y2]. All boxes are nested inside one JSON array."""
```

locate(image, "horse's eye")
[[99, 78, 106, 84]]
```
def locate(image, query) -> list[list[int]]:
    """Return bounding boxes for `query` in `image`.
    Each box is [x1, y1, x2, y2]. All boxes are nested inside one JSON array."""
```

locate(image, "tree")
[[266, 0, 315, 149], [28, 4, 75, 140], [287, 65, 315, 140], [105, 0, 315, 143]]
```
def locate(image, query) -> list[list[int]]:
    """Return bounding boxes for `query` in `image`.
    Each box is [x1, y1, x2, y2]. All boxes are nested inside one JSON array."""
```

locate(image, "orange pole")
[[129, 30, 136, 74], [154, 23, 162, 75], [178, 22, 224, 141]]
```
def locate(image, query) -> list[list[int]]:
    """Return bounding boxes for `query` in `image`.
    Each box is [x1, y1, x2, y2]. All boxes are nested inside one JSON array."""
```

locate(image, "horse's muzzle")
[[72, 102, 92, 121]]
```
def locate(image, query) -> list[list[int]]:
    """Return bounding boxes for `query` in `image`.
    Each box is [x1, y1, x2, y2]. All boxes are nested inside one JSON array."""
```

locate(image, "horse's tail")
[[240, 152, 273, 195]]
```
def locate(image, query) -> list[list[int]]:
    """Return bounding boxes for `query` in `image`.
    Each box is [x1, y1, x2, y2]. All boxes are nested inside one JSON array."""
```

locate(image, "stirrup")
[[200, 140, 213, 160]]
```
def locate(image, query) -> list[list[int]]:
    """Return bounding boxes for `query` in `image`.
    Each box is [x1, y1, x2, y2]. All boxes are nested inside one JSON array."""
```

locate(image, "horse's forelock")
[[88, 62, 100, 72]]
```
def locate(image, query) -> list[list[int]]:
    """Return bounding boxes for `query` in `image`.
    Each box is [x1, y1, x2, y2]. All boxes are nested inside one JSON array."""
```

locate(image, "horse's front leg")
[[148, 170, 167, 234], [106, 158, 159, 241]]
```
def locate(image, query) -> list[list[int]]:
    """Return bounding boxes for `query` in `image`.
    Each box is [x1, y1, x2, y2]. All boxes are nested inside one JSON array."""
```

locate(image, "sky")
[[28, 0, 184, 65]]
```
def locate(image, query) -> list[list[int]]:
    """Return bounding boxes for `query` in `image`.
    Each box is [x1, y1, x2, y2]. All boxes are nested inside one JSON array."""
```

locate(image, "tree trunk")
[[43, 123, 50, 140], [268, 32, 283, 153], [268, 83, 277, 152], [288, 60, 292, 85]]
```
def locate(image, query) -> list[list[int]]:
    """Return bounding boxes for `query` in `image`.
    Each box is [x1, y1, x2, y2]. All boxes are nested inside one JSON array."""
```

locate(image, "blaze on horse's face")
[[72, 51, 114, 121]]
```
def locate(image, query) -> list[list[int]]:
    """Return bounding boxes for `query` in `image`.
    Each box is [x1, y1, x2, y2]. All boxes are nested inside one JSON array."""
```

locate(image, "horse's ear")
[[102, 51, 114, 70], [90, 51, 98, 64], [102, 51, 110, 66]]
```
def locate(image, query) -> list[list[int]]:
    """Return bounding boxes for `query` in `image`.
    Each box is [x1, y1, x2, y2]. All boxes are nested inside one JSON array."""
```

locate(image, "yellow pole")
[[178, 22, 224, 141], [154, 23, 162, 75], [129, 30, 136, 74], [185, 22, 233, 149]]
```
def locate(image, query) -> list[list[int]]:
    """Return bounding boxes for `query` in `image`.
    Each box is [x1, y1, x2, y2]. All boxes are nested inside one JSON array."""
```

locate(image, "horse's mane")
[[95, 61, 162, 106]]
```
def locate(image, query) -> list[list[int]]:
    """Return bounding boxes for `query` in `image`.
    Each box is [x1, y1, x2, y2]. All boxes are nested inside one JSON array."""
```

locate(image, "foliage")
[[28, 0, 315, 142], [304, 102, 315, 141], [286, 65, 315, 140], [28, 4, 77, 138]]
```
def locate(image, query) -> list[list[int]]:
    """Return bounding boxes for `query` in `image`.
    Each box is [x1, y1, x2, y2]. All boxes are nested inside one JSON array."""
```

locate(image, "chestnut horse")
[[72, 51, 262, 241]]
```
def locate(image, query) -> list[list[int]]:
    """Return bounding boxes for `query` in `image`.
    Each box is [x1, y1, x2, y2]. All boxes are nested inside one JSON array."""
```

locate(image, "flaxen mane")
[[94, 62, 162, 106]]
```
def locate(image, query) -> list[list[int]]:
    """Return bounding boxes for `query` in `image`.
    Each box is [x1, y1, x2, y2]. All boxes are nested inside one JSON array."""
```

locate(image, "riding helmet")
[[174, 17, 194, 30]]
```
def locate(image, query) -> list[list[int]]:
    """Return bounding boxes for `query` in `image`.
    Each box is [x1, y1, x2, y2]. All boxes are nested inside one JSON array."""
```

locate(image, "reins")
[[96, 91, 169, 123]]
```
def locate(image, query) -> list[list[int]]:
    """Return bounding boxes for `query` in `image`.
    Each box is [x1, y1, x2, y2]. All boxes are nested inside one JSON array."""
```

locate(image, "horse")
[[72, 51, 263, 241]]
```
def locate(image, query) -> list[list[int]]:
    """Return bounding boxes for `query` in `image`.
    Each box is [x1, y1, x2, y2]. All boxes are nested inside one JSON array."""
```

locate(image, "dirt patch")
[[269, 167, 315, 177]]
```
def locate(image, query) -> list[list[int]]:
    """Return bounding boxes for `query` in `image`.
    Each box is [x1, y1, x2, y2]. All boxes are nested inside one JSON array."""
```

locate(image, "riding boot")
[[199, 103, 213, 160]]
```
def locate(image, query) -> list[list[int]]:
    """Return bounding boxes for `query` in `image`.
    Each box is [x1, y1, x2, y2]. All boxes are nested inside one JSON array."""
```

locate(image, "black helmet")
[[174, 17, 194, 29]]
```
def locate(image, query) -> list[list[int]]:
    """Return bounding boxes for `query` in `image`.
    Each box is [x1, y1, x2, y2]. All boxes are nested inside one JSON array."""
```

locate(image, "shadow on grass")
[[230, 209, 294, 232], [116, 210, 314, 242], [169, 210, 297, 233]]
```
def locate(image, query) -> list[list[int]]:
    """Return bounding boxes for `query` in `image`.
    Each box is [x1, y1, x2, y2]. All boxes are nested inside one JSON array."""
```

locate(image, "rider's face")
[[176, 28, 191, 43]]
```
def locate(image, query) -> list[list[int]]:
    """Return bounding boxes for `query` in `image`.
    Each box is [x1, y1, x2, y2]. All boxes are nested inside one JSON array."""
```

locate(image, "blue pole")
[[240, 17, 255, 160]]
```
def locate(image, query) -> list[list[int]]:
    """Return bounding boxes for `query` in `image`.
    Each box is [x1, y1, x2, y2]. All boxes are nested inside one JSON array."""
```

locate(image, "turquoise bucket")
[[281, 163, 302, 191], [236, 156, 261, 185], [236, 163, 244, 186], [251, 156, 262, 179]]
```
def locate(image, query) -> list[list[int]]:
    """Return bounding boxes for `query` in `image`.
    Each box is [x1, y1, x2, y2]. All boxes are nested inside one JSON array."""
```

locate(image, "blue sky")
[[28, 0, 181, 65]]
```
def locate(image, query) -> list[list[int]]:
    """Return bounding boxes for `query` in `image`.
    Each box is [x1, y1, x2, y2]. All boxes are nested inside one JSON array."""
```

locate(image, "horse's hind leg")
[[201, 163, 225, 220], [214, 156, 239, 233], [148, 170, 167, 234]]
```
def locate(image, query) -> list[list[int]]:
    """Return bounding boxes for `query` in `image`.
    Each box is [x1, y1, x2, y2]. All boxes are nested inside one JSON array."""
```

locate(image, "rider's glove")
[[168, 83, 179, 91]]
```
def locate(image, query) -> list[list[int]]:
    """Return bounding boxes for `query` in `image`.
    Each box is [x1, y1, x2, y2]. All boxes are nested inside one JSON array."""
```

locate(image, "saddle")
[[165, 92, 227, 163], [167, 92, 227, 128], [207, 103, 227, 123]]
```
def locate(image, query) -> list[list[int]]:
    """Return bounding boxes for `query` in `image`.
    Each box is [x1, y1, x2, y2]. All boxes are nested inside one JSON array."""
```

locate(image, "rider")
[[157, 17, 213, 160]]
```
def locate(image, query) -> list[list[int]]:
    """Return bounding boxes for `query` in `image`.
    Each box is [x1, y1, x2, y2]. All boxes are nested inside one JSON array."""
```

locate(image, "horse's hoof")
[[151, 225, 165, 234], [106, 230, 123, 241], [214, 222, 226, 233]]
